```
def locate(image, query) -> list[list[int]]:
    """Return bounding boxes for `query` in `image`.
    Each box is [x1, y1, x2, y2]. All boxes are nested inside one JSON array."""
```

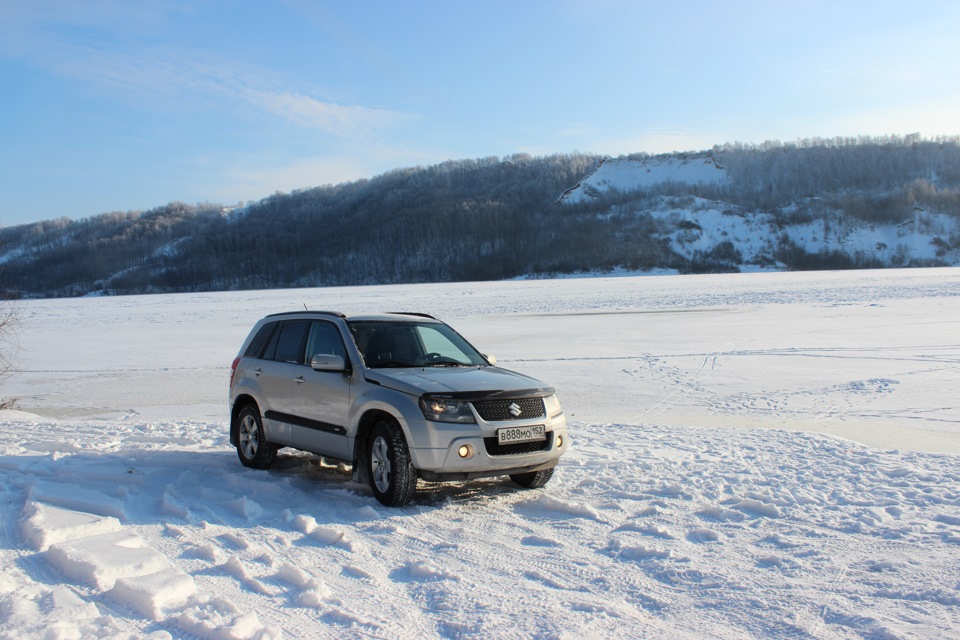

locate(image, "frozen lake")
[[9, 267, 960, 453], [2, 267, 959, 639]]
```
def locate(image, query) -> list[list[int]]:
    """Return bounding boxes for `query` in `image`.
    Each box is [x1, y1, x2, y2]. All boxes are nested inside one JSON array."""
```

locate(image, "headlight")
[[543, 394, 563, 417], [420, 398, 476, 423]]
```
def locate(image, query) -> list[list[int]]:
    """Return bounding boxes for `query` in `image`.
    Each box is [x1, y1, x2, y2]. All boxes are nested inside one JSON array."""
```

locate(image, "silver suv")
[[228, 311, 568, 506]]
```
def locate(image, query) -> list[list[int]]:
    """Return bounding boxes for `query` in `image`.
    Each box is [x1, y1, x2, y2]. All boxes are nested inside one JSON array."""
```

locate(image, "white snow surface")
[[2, 268, 960, 639], [561, 154, 727, 203]]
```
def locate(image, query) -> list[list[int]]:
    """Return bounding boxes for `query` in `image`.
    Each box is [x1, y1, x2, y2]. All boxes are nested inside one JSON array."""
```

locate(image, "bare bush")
[[0, 299, 21, 410]]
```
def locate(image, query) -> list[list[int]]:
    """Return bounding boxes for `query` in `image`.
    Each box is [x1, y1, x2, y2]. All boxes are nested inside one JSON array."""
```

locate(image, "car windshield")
[[347, 320, 490, 369]]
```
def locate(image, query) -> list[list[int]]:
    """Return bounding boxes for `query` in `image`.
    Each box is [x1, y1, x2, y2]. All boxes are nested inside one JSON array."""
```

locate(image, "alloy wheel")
[[239, 414, 259, 459], [371, 435, 392, 493]]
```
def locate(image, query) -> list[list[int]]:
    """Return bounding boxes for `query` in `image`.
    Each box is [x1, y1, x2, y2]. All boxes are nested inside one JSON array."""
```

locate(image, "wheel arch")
[[351, 408, 404, 485], [230, 394, 259, 447]]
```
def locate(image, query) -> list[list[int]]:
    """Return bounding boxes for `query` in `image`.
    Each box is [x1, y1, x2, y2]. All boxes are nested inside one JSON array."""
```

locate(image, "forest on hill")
[[2, 135, 959, 298]]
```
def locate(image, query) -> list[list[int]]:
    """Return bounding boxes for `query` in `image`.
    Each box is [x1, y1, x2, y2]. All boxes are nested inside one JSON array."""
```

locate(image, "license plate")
[[497, 425, 546, 445]]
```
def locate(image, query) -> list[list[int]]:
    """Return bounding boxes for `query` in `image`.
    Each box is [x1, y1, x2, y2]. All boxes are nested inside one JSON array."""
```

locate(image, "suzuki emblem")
[[508, 402, 522, 417]]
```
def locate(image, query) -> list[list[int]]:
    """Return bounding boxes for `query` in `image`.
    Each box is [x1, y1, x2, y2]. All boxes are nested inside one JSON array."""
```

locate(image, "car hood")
[[363, 365, 554, 399]]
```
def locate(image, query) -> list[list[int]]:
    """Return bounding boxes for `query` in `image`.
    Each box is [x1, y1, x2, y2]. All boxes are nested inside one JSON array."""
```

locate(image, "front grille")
[[472, 398, 545, 422], [484, 432, 553, 456]]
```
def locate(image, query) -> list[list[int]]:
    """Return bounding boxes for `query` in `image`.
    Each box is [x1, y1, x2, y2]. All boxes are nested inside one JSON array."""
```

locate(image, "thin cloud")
[[554, 126, 725, 156], [193, 141, 449, 205], [242, 87, 407, 137], [606, 129, 725, 155], [207, 156, 375, 203], [0, 3, 408, 137]]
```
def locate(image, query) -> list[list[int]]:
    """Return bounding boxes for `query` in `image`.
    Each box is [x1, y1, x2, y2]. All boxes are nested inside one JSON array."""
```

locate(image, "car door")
[[257, 319, 311, 447], [287, 320, 352, 460]]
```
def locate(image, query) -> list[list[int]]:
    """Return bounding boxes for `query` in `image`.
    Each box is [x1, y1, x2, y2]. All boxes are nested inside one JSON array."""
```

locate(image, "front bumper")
[[407, 411, 569, 477]]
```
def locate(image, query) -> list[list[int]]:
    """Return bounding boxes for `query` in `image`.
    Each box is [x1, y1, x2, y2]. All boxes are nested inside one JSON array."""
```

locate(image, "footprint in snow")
[[186, 542, 222, 563], [696, 505, 746, 523], [221, 555, 273, 596], [604, 538, 685, 563], [218, 531, 252, 550], [395, 560, 459, 582], [322, 608, 377, 629], [723, 497, 782, 519], [611, 522, 675, 539], [309, 526, 357, 551], [686, 528, 719, 543], [757, 533, 802, 549], [514, 494, 603, 521], [756, 555, 801, 571], [569, 600, 622, 617], [524, 570, 567, 589], [289, 513, 319, 534], [521, 535, 562, 547], [341, 564, 377, 582], [226, 496, 264, 521]]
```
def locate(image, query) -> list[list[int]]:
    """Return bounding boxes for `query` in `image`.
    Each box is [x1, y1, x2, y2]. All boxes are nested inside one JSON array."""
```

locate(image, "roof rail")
[[388, 311, 437, 320], [265, 310, 346, 319]]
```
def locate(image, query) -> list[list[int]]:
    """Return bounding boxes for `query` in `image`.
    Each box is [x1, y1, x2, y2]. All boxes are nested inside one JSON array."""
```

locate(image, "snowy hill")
[[556, 149, 960, 274], [1, 269, 959, 638], [633, 195, 960, 270], [560, 153, 728, 203], [2, 138, 959, 297]]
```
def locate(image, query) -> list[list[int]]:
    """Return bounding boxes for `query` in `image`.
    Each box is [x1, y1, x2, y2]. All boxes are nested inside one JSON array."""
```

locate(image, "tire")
[[510, 467, 554, 489], [236, 405, 277, 470], [368, 419, 418, 507]]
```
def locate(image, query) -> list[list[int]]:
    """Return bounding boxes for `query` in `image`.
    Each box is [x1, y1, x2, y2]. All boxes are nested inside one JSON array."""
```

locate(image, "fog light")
[[556, 434, 564, 448], [458, 445, 471, 458]]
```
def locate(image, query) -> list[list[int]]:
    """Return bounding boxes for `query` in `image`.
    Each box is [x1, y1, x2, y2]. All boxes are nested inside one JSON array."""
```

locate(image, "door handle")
[[294, 376, 305, 384], [254, 368, 262, 377]]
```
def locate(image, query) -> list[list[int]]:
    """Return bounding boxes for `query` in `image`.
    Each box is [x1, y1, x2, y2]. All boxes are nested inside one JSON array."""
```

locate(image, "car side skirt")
[[263, 410, 347, 436]]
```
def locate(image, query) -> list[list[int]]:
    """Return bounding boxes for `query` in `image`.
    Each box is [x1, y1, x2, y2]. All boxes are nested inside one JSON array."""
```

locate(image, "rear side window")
[[244, 322, 277, 358], [268, 320, 311, 364]]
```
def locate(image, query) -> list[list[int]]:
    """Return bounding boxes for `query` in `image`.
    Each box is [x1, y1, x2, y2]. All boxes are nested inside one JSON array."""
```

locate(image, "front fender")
[[350, 384, 482, 471], [349, 385, 421, 444]]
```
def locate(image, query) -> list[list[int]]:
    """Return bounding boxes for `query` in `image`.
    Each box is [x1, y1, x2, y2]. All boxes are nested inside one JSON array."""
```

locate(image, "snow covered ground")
[[2, 268, 960, 639]]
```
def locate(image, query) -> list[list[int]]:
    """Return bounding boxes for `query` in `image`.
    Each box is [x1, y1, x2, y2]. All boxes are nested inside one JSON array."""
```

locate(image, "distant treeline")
[[2, 135, 959, 297]]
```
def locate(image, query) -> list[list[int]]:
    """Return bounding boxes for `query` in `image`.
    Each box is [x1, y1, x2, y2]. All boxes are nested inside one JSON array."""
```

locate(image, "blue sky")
[[1, 0, 958, 226]]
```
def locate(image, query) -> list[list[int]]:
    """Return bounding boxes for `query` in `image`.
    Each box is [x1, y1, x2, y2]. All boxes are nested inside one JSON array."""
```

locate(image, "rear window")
[[244, 322, 277, 358]]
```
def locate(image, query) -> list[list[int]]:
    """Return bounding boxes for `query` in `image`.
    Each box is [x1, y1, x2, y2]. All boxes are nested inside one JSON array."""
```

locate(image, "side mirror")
[[484, 354, 497, 366], [310, 354, 347, 372]]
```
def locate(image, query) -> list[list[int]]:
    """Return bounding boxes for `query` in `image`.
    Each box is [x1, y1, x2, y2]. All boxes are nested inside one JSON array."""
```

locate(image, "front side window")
[[304, 321, 347, 361], [348, 320, 488, 368]]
